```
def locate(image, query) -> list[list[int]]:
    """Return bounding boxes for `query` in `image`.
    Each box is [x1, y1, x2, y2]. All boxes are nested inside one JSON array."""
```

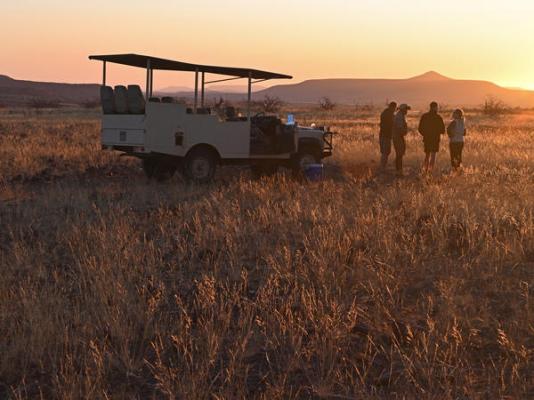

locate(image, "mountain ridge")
[[255, 72, 534, 107], [2, 72, 534, 108], [0, 74, 100, 105]]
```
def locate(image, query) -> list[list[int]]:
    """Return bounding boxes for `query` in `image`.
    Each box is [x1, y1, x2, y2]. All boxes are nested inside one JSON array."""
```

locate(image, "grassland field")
[[0, 105, 532, 399]]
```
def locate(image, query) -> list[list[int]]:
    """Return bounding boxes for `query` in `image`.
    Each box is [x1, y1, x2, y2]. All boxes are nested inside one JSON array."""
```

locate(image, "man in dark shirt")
[[379, 101, 397, 169], [418, 101, 445, 174]]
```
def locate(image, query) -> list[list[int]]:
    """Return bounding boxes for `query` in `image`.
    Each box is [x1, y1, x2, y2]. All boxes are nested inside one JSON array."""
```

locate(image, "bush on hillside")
[[30, 97, 61, 109]]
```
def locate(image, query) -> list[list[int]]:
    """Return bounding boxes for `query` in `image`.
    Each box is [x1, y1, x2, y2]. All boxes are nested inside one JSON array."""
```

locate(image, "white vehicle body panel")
[[101, 103, 330, 160], [144, 103, 250, 158], [102, 115, 145, 146], [102, 102, 252, 158]]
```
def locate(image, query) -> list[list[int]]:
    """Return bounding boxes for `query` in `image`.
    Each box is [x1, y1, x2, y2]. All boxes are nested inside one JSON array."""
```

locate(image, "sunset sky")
[[3, 0, 534, 90]]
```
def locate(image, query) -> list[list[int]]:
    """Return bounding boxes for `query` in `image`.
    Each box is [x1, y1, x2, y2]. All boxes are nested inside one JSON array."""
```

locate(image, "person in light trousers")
[[447, 109, 466, 170]]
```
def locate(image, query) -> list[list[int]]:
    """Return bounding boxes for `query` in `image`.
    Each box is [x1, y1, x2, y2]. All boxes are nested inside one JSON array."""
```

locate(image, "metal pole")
[[150, 69, 154, 97], [102, 61, 106, 86], [194, 68, 199, 113], [247, 71, 252, 120], [146, 59, 151, 99], [201, 71, 205, 108]]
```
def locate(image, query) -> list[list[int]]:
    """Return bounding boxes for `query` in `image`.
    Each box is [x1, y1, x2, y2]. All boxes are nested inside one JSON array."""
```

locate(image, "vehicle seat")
[[100, 86, 114, 114], [149, 97, 161, 102], [161, 96, 174, 103], [127, 85, 146, 114], [114, 85, 129, 114]]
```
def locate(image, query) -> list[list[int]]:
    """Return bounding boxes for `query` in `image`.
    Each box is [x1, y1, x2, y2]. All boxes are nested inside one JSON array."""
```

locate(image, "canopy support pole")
[[150, 69, 154, 97], [247, 71, 252, 121], [102, 61, 107, 86], [146, 59, 151, 98], [201, 72, 205, 108], [194, 69, 199, 113]]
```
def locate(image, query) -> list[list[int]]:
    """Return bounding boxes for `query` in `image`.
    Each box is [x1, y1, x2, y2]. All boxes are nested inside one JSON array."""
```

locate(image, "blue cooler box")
[[304, 164, 324, 181]]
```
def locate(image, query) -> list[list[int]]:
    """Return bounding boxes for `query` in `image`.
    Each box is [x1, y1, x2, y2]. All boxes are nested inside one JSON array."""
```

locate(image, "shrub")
[[483, 96, 509, 117], [81, 99, 100, 109], [260, 95, 283, 113], [30, 98, 61, 109], [319, 96, 335, 111]]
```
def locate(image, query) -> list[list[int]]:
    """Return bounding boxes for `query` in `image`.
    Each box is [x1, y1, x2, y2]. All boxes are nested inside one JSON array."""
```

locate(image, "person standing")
[[379, 101, 397, 169], [447, 109, 466, 170], [418, 101, 445, 174], [392, 103, 411, 176]]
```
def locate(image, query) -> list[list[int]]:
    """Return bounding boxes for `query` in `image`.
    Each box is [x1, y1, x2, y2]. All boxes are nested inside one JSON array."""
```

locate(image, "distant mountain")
[[256, 72, 534, 108], [0, 75, 99, 106], [409, 71, 451, 82], [157, 85, 193, 94], [2, 72, 534, 108], [158, 84, 267, 95]]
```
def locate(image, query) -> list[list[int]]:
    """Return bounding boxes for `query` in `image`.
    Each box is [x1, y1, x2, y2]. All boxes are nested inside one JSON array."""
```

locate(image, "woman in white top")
[[447, 109, 466, 170]]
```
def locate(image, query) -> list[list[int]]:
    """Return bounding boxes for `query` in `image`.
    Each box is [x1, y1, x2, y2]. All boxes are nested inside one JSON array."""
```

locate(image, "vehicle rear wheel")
[[142, 157, 176, 181], [183, 147, 217, 183]]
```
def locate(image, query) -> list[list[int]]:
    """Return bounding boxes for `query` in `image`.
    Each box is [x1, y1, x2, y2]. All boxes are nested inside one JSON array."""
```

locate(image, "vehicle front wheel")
[[183, 147, 218, 183]]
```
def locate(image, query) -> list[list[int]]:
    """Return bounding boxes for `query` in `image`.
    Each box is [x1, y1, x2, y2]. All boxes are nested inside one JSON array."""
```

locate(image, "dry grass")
[[0, 106, 533, 399]]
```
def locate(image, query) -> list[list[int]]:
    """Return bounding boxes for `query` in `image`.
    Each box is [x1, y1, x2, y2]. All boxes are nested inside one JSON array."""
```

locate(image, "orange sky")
[[3, 1, 534, 90]]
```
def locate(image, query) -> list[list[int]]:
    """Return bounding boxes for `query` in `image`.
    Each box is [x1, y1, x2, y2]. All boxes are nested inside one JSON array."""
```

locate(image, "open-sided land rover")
[[89, 53, 334, 182]]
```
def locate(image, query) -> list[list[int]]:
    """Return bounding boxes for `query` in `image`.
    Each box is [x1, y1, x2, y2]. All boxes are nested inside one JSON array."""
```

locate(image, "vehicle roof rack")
[[88, 53, 292, 81]]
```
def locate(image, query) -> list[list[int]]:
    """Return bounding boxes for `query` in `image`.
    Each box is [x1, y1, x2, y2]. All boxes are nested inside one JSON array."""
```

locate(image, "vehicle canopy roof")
[[88, 53, 292, 81]]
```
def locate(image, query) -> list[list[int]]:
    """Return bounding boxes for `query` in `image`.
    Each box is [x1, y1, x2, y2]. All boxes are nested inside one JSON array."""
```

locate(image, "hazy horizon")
[[3, 70, 534, 94]]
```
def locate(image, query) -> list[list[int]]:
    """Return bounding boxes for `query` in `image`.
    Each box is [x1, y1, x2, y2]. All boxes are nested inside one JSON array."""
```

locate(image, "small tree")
[[483, 96, 508, 117], [261, 95, 283, 113], [319, 96, 335, 111]]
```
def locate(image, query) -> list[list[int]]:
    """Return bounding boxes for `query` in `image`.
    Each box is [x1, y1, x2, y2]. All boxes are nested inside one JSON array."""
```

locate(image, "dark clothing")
[[380, 107, 395, 137], [379, 107, 395, 156], [424, 140, 439, 153], [418, 111, 445, 153], [380, 135, 392, 156], [450, 142, 464, 169], [393, 111, 408, 138], [393, 135, 405, 171]]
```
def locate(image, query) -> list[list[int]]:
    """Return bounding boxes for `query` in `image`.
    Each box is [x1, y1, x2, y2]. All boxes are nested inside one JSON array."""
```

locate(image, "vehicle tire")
[[183, 147, 218, 184], [292, 146, 321, 176], [250, 163, 278, 179], [142, 157, 176, 181]]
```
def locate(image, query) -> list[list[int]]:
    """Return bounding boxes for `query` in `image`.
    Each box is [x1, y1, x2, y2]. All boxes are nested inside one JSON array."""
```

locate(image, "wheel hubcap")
[[191, 157, 210, 179]]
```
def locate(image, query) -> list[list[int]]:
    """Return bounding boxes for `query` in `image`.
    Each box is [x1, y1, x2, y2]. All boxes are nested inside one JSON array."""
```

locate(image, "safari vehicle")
[[89, 53, 334, 182]]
